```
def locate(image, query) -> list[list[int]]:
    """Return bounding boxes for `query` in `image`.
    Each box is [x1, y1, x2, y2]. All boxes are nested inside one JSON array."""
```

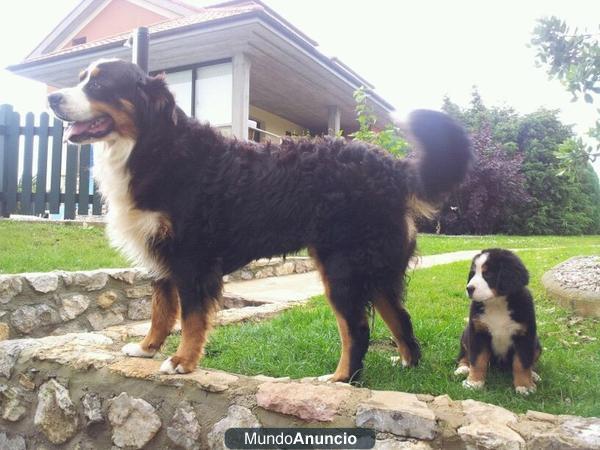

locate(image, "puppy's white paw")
[[462, 378, 485, 390], [121, 342, 156, 358], [390, 356, 409, 367], [317, 374, 335, 382], [159, 357, 187, 374], [454, 365, 470, 377], [532, 371, 541, 382], [516, 385, 537, 395]]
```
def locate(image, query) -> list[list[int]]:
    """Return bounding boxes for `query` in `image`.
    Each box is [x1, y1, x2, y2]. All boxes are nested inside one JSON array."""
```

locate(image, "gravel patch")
[[551, 256, 600, 293]]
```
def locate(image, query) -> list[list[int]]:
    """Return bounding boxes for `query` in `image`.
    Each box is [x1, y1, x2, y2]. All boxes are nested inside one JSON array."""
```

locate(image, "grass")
[[2, 219, 598, 274], [0, 221, 126, 274], [164, 240, 600, 417]]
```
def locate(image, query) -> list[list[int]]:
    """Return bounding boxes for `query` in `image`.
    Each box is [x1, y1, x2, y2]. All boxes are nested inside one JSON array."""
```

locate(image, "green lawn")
[[164, 241, 600, 417], [0, 221, 126, 274], [1, 220, 598, 274]]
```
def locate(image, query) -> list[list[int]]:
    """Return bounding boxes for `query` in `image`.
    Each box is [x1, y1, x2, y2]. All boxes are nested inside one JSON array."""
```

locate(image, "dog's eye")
[[88, 80, 102, 91]]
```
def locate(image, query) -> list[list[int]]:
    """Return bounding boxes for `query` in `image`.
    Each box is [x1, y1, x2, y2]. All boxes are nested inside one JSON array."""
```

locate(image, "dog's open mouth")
[[65, 115, 114, 142]]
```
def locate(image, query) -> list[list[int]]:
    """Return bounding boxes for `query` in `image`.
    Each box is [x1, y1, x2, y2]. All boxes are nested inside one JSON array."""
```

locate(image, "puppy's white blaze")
[[95, 138, 169, 278], [462, 378, 484, 390], [479, 296, 524, 357], [52, 85, 94, 121], [121, 342, 155, 358], [467, 252, 495, 301]]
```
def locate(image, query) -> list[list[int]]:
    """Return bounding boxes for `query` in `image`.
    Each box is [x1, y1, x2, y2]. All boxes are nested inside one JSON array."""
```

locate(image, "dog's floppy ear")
[[496, 255, 529, 294], [136, 73, 178, 126]]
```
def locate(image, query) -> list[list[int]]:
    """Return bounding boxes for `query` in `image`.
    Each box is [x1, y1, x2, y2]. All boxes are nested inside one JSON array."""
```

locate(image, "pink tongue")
[[65, 117, 111, 140]]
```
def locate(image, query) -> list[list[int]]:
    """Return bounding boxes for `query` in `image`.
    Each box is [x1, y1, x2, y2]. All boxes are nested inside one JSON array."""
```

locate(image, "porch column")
[[232, 53, 251, 140], [327, 105, 341, 136]]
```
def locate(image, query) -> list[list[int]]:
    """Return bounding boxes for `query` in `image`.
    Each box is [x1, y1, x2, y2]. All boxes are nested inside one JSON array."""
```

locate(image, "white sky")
[[0, 0, 599, 174]]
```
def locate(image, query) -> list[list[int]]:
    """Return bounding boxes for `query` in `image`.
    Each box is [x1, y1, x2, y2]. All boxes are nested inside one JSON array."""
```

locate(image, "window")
[[164, 70, 193, 117], [72, 36, 87, 46], [195, 62, 232, 127]]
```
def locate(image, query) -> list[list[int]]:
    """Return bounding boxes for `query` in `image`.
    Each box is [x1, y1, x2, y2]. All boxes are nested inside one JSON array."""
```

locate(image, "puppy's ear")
[[496, 257, 529, 294], [136, 74, 178, 126]]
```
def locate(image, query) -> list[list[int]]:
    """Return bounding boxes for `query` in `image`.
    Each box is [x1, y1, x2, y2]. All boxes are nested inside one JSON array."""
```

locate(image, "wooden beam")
[[231, 53, 251, 140]]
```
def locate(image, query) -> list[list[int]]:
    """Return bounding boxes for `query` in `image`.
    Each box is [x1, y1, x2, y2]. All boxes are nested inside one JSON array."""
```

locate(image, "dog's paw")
[[516, 384, 537, 395], [462, 378, 485, 390], [532, 371, 541, 382], [122, 342, 156, 358], [317, 374, 335, 382], [159, 357, 191, 374], [390, 356, 409, 368], [454, 365, 470, 377]]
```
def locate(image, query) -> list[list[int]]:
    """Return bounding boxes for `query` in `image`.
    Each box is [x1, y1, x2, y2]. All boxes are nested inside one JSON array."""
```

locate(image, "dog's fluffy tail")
[[406, 110, 472, 213]]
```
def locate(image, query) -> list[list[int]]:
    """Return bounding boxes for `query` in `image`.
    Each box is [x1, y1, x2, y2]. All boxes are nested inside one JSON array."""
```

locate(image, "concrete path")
[[224, 250, 481, 303]]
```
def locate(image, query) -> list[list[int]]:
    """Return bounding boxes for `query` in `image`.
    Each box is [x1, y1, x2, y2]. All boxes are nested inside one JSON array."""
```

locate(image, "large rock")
[[97, 291, 118, 309], [87, 310, 124, 331], [0, 432, 26, 450], [128, 298, 152, 320], [0, 323, 9, 341], [11, 304, 60, 334], [125, 285, 153, 299], [0, 385, 27, 422], [256, 382, 352, 422], [0, 276, 22, 304], [374, 439, 433, 449], [461, 399, 517, 425], [107, 392, 161, 449], [458, 422, 525, 450], [59, 294, 91, 321], [167, 403, 201, 450], [0, 341, 26, 379], [82, 392, 104, 425], [34, 379, 79, 444], [24, 273, 59, 293], [356, 391, 438, 440], [63, 271, 108, 291], [559, 415, 600, 449], [207, 405, 261, 450]]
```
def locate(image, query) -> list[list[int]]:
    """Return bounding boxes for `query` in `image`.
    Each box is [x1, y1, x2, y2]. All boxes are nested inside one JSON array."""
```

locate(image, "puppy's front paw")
[[532, 371, 541, 382], [317, 374, 335, 382], [159, 357, 193, 374], [462, 378, 485, 390], [516, 384, 537, 395], [454, 365, 470, 377], [390, 356, 409, 368], [122, 342, 156, 358]]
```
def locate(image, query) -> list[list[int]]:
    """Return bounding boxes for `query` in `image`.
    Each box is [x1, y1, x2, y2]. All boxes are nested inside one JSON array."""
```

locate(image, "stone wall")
[[0, 257, 315, 339], [0, 327, 598, 449]]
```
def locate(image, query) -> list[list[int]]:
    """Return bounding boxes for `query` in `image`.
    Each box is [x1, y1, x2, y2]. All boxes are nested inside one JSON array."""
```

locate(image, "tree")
[[441, 92, 600, 235], [531, 16, 600, 174]]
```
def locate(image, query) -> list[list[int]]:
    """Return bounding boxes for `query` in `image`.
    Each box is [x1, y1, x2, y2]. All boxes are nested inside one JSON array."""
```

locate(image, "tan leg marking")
[[374, 296, 413, 366], [463, 350, 490, 389], [140, 279, 179, 351], [513, 354, 536, 394], [165, 308, 215, 374]]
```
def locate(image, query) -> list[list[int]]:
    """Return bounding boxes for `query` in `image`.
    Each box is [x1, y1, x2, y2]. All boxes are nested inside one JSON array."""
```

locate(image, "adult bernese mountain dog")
[[455, 249, 542, 394], [48, 59, 471, 381]]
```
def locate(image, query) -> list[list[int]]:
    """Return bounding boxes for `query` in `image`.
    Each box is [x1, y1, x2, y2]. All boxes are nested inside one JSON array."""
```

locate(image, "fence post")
[[132, 27, 149, 74], [0, 104, 13, 217]]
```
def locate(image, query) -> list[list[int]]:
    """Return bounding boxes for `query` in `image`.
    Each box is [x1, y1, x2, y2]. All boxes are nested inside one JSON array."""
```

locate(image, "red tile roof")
[[20, 4, 262, 64]]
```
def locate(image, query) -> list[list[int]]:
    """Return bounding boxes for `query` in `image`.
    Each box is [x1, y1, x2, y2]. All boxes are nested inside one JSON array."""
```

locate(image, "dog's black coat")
[[459, 249, 541, 371], [50, 60, 472, 379]]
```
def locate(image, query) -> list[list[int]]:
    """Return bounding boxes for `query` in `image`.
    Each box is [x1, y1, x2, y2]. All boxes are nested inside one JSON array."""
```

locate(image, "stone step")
[[0, 328, 598, 449]]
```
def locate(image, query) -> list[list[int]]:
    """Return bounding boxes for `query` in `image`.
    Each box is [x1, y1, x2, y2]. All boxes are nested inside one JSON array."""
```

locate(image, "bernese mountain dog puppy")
[[48, 59, 471, 380], [455, 249, 542, 394]]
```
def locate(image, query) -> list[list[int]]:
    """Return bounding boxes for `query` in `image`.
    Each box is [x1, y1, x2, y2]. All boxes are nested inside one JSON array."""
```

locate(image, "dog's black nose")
[[466, 286, 475, 297], [47, 92, 63, 109]]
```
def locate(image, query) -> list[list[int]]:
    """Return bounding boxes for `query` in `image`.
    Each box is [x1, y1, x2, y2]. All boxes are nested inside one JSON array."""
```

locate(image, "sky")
[[0, 0, 599, 173]]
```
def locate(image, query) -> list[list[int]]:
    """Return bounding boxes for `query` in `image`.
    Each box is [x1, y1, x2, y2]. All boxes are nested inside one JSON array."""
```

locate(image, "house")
[[8, 0, 394, 141]]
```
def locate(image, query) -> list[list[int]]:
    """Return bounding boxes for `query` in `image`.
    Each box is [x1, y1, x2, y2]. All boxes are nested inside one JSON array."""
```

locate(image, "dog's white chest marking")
[[480, 297, 523, 358], [94, 139, 167, 277]]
